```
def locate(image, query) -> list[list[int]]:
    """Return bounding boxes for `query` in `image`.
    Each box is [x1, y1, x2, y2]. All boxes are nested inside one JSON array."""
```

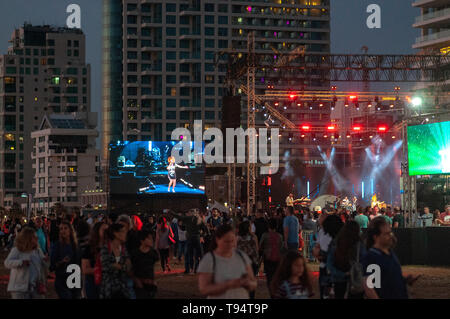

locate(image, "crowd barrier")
[[301, 227, 450, 266]]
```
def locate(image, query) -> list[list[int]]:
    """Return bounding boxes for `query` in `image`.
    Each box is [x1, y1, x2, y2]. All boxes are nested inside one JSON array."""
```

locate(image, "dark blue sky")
[[0, 0, 419, 134]]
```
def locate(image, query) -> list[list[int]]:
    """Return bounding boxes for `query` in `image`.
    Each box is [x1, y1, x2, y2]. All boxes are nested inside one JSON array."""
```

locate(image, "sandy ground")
[[1, 252, 449, 299]]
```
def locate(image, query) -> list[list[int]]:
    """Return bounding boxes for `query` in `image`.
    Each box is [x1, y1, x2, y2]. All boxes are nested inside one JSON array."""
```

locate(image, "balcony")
[[179, 7, 201, 16], [412, 0, 450, 8], [414, 29, 450, 48], [414, 7, 450, 27]]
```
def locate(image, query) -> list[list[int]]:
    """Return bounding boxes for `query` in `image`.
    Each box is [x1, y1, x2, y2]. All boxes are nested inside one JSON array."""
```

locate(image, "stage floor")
[[138, 183, 204, 195]]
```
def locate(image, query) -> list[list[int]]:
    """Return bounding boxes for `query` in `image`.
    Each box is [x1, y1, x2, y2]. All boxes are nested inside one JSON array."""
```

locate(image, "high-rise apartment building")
[[31, 114, 100, 214], [102, 0, 331, 163], [0, 24, 93, 207], [412, 0, 450, 107]]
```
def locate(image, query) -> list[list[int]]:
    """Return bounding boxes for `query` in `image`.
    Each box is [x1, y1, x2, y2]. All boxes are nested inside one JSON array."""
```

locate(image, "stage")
[[109, 193, 207, 215]]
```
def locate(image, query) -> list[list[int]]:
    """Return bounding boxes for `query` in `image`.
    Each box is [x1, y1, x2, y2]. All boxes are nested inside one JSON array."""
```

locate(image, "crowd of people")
[[1, 202, 449, 299]]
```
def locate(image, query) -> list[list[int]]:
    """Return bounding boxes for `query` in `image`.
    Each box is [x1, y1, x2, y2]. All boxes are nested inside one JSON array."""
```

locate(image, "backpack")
[[237, 235, 258, 265], [266, 232, 282, 262], [348, 242, 364, 294]]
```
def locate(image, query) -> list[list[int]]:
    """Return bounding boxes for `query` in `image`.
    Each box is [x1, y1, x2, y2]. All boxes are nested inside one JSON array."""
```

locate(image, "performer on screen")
[[167, 156, 188, 193]]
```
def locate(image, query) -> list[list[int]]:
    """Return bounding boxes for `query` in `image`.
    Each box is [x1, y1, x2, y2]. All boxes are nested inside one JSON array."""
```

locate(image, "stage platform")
[[110, 193, 207, 215]]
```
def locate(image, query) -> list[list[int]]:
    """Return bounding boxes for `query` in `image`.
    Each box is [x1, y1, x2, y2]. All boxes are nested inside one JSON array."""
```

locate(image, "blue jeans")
[[177, 241, 186, 260], [186, 236, 203, 272]]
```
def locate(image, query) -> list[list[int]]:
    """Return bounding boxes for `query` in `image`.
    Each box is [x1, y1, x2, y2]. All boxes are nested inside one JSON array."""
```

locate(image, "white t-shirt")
[[197, 250, 252, 299], [178, 228, 187, 242], [316, 228, 332, 269]]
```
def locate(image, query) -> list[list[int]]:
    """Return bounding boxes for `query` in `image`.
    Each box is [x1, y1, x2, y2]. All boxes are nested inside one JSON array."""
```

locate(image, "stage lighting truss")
[[263, 89, 449, 113]]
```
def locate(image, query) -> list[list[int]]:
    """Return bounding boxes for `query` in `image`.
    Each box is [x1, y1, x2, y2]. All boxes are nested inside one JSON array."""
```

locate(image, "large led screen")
[[407, 121, 450, 176], [109, 141, 205, 195]]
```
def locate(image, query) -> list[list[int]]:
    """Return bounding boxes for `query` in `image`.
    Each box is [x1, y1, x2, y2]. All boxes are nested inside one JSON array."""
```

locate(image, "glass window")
[[205, 28, 214, 36], [205, 99, 215, 107], [205, 3, 214, 12], [180, 16, 189, 25], [128, 39, 137, 48], [166, 15, 176, 24], [218, 40, 228, 48], [127, 15, 137, 24], [167, 99, 176, 107], [166, 112, 176, 120], [127, 3, 137, 11], [205, 39, 214, 48], [166, 3, 176, 12], [166, 63, 176, 72], [127, 51, 138, 59], [218, 16, 228, 24], [205, 111, 215, 119], [166, 51, 176, 60], [218, 4, 228, 12], [166, 39, 176, 48], [205, 87, 215, 95], [166, 28, 176, 36], [205, 16, 214, 24], [166, 75, 176, 83], [218, 28, 228, 37]]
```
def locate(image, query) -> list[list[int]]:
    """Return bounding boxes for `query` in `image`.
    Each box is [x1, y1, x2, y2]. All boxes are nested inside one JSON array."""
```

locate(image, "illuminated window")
[[34, 97, 38, 102], [4, 134, 15, 141], [171, 88, 177, 96], [51, 77, 60, 85]]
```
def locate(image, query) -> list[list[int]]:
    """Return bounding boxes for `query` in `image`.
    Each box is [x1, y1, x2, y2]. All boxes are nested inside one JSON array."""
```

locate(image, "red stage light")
[[349, 95, 357, 100], [352, 125, 362, 131], [274, 101, 279, 106], [378, 125, 388, 132], [289, 93, 297, 100], [327, 125, 336, 131], [301, 125, 311, 131]]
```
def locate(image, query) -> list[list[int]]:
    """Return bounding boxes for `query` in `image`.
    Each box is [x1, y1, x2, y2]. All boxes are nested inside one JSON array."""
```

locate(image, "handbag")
[[94, 254, 102, 286]]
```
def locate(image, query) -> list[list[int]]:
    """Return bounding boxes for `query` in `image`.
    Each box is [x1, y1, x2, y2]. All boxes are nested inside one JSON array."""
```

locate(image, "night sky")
[[0, 0, 419, 139]]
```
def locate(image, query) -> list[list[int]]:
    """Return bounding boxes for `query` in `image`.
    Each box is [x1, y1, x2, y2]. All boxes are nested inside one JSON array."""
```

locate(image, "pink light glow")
[[247, 6, 252, 12]]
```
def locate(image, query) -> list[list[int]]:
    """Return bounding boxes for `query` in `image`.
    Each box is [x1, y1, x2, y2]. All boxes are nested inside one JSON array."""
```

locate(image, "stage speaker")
[[221, 95, 241, 129]]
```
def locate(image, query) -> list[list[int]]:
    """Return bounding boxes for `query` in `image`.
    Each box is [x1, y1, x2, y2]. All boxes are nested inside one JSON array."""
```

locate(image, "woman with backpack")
[[259, 218, 285, 296], [81, 222, 108, 299], [4, 227, 49, 299], [197, 224, 257, 299], [236, 220, 259, 299], [326, 220, 366, 299], [313, 214, 344, 299]]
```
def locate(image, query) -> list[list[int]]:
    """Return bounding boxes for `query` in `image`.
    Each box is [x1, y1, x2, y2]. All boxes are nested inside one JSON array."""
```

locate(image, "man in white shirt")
[[286, 193, 294, 207]]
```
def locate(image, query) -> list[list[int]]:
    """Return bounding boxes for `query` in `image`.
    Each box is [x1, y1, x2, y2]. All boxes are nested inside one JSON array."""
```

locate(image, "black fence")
[[392, 227, 450, 266]]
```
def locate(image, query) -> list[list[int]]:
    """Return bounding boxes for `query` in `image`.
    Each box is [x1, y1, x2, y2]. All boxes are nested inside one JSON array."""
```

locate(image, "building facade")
[[31, 114, 100, 214], [412, 0, 450, 107], [101, 0, 331, 158], [0, 24, 92, 207], [412, 0, 450, 210]]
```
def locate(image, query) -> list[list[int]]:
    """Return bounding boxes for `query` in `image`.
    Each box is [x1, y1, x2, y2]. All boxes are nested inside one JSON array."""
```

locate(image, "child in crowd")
[[271, 251, 313, 299]]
